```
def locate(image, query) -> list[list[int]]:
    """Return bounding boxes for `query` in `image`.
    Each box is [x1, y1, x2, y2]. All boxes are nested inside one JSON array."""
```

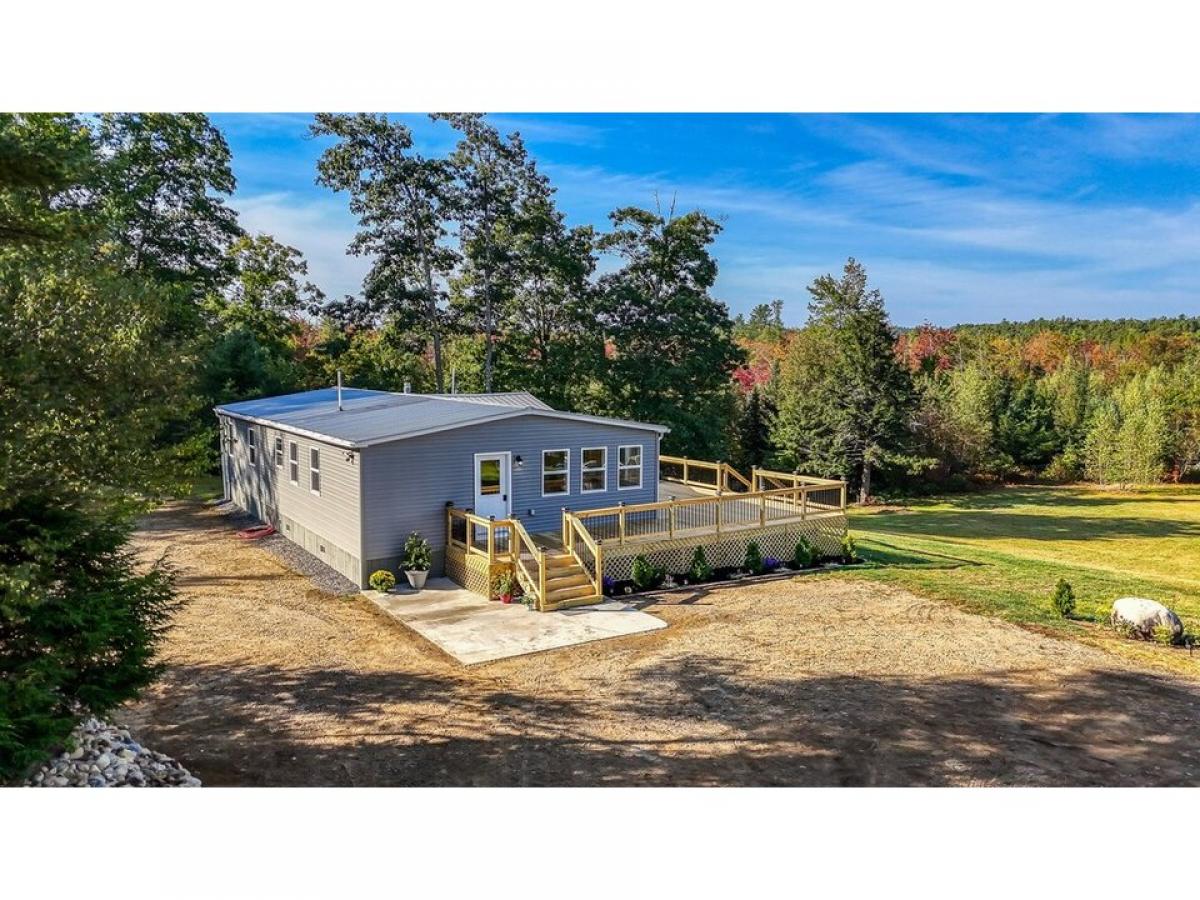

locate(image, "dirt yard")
[[122, 501, 1200, 786]]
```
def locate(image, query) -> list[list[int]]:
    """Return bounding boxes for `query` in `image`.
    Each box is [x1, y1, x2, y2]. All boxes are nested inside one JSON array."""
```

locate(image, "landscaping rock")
[[1110, 597, 1183, 640], [23, 717, 201, 788]]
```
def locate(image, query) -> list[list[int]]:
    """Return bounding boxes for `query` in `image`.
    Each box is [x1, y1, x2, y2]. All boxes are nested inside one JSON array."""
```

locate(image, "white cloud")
[[235, 192, 368, 300]]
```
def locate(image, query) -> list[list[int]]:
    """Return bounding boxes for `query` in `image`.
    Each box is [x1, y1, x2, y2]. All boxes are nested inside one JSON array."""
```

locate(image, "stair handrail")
[[562, 509, 604, 599], [507, 517, 546, 609]]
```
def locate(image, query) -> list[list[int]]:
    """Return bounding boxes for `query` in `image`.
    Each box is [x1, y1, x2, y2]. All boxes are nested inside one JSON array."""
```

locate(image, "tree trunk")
[[432, 330, 444, 394], [859, 459, 872, 505]]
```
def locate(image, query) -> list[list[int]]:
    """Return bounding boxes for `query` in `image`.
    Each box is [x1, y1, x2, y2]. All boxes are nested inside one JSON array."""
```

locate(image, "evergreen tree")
[[732, 387, 774, 473], [772, 259, 920, 502]]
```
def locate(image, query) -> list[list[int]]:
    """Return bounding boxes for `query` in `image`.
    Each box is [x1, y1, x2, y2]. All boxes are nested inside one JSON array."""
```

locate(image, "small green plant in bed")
[[744, 541, 764, 575], [839, 532, 859, 565], [632, 554, 665, 591], [368, 569, 396, 592], [688, 546, 714, 582], [793, 536, 817, 569]]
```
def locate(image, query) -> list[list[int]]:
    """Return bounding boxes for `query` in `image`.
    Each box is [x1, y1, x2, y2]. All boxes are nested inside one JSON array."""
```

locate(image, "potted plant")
[[492, 570, 517, 604], [402, 531, 431, 590]]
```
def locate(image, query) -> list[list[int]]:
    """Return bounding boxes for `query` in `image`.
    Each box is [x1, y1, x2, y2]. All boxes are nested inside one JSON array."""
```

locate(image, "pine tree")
[[772, 259, 920, 502]]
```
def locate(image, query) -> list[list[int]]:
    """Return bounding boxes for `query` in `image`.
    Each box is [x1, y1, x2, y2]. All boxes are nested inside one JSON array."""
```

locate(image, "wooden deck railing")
[[659, 454, 754, 493], [447, 506, 553, 610], [570, 481, 846, 546], [562, 510, 604, 597], [751, 466, 848, 509], [446, 507, 511, 559]]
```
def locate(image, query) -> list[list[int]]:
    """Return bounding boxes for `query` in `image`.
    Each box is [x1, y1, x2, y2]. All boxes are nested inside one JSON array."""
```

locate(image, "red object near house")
[[236, 524, 276, 540]]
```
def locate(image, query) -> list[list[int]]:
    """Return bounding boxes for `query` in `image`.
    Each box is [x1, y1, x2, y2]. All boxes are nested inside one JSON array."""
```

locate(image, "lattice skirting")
[[599, 513, 847, 581], [445, 545, 512, 600]]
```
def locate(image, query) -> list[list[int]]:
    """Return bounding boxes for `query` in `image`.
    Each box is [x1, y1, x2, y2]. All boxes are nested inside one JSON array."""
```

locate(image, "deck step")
[[545, 554, 577, 569], [545, 571, 590, 590], [543, 593, 603, 611], [544, 582, 596, 604]]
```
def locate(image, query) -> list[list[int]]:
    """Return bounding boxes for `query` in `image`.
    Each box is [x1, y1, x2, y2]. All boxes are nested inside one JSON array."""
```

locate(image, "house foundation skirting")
[[597, 513, 848, 582]]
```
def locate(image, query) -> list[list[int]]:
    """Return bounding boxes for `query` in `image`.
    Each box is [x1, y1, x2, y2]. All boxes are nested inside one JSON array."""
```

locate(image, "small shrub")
[[793, 537, 816, 569], [840, 532, 857, 564], [1050, 578, 1075, 618], [368, 569, 396, 592], [632, 555, 665, 591], [744, 541, 764, 575], [402, 531, 431, 571], [1151, 624, 1180, 646], [688, 546, 714, 582]]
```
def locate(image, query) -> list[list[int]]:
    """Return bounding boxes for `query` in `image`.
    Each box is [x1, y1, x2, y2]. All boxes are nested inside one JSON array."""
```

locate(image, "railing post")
[[594, 543, 604, 596], [759, 491, 766, 528], [618, 502, 626, 545], [715, 490, 723, 535], [538, 553, 547, 611], [682, 457, 689, 485], [717, 459, 724, 492], [487, 515, 496, 561], [840, 482, 847, 510], [668, 499, 675, 538], [561, 507, 569, 548], [801, 488, 808, 519]]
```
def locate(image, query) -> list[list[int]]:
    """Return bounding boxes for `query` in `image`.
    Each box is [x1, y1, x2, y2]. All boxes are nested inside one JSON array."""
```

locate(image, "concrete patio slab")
[[364, 577, 666, 665]]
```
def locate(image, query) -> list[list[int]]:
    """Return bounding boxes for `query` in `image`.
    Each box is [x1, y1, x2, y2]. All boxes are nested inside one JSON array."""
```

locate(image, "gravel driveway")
[[122, 501, 1200, 786]]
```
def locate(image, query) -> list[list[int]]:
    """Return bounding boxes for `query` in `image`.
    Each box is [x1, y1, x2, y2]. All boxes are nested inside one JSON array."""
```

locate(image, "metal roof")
[[214, 388, 668, 448], [432, 391, 553, 410]]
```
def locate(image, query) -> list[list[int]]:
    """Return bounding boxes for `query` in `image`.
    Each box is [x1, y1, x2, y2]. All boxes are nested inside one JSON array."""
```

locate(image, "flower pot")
[[500, 593, 512, 604], [405, 570, 428, 590]]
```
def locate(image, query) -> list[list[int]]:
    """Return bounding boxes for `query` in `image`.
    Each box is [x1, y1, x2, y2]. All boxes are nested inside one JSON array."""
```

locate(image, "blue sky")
[[211, 113, 1200, 327]]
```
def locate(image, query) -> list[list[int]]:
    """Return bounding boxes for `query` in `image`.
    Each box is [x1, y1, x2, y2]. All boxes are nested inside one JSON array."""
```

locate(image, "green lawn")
[[845, 485, 1200, 674]]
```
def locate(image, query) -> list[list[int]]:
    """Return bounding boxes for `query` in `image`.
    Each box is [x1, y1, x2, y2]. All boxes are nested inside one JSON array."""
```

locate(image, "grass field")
[[847, 484, 1200, 675]]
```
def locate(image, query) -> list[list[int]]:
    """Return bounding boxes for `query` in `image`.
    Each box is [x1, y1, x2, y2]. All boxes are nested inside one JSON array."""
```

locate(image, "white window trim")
[[273, 435, 284, 469], [541, 448, 571, 498], [247, 426, 257, 467], [618, 444, 643, 490], [581, 446, 607, 493], [288, 441, 299, 485], [309, 447, 321, 496]]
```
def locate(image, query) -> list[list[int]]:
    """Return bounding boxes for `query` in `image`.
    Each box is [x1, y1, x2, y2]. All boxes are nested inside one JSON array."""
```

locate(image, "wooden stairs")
[[541, 551, 601, 610]]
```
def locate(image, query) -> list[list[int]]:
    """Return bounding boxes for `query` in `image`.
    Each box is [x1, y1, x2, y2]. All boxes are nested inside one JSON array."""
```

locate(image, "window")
[[273, 435, 283, 468], [618, 444, 643, 489], [288, 441, 299, 484], [581, 447, 606, 493], [247, 427, 257, 467], [309, 447, 321, 495], [542, 449, 569, 496]]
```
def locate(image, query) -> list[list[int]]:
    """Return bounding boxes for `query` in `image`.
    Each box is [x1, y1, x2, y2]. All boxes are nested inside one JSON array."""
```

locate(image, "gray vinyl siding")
[[219, 415, 363, 585], [360, 417, 660, 578]]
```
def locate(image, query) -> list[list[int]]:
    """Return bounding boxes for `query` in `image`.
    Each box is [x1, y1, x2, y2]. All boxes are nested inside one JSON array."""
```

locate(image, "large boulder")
[[1110, 597, 1183, 640]]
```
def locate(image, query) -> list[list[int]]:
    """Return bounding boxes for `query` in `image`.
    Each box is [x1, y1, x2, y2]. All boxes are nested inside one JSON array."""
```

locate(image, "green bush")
[[369, 569, 396, 592], [744, 541, 764, 575], [632, 555, 665, 590], [793, 537, 816, 568], [688, 546, 713, 582], [840, 532, 857, 564], [1151, 624, 1180, 646], [1050, 578, 1075, 618], [491, 570, 516, 597], [402, 531, 431, 571], [0, 499, 178, 783]]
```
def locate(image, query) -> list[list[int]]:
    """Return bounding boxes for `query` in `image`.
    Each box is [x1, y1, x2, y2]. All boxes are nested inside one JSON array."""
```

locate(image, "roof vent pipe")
[[403, 381, 412, 394], [336, 370, 344, 411]]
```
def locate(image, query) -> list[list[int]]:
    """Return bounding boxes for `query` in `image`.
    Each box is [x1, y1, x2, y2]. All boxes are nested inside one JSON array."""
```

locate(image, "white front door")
[[473, 452, 511, 521]]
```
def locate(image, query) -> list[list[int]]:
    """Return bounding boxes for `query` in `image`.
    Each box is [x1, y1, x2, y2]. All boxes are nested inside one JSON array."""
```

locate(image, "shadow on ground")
[[134, 655, 1200, 787]]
